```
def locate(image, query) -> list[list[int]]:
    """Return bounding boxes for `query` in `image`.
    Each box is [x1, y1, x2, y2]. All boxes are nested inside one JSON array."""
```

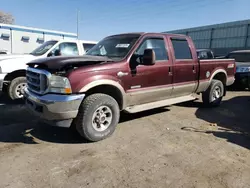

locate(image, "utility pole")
[[77, 9, 80, 39]]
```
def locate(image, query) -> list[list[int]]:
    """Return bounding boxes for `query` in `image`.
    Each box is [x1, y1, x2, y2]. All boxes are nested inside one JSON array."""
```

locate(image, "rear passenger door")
[[169, 37, 198, 97]]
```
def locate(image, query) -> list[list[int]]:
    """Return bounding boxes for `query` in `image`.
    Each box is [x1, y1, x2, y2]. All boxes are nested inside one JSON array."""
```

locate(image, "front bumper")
[[235, 72, 250, 86], [0, 73, 7, 92], [24, 88, 85, 128]]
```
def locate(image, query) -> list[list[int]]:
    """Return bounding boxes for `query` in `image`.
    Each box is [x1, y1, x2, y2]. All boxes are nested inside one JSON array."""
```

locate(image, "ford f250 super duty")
[[24, 32, 236, 142], [0, 39, 96, 100]]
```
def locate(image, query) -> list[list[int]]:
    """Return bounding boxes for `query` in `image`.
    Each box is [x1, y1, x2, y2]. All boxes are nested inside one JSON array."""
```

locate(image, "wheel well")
[[85, 85, 123, 110], [212, 72, 227, 96], [4, 70, 26, 82], [2, 70, 26, 91]]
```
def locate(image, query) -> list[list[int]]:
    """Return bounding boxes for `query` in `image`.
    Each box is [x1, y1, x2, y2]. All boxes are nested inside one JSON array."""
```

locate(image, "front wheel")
[[202, 79, 224, 107], [8, 77, 27, 100], [75, 93, 120, 142]]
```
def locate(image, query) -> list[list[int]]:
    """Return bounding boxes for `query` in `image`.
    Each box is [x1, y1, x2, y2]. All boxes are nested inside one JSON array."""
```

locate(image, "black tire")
[[75, 93, 120, 142], [8, 77, 27, 100], [202, 79, 224, 107]]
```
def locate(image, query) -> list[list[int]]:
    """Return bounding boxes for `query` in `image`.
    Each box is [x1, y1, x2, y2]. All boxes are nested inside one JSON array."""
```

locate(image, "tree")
[[0, 11, 14, 24]]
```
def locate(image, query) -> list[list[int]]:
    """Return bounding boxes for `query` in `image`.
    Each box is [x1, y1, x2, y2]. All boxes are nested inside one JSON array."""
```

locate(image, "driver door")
[[124, 36, 173, 106]]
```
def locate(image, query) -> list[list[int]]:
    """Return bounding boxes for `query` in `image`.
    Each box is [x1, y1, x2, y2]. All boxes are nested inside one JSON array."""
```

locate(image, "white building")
[[0, 23, 78, 54]]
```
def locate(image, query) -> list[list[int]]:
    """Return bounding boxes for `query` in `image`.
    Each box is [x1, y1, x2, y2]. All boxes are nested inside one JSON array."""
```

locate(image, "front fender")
[[74, 75, 125, 94], [0, 56, 38, 73]]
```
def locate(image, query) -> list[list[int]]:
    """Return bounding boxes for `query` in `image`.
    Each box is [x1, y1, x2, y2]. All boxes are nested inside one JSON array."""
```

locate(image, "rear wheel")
[[202, 79, 224, 107], [8, 77, 27, 100], [75, 93, 120, 142]]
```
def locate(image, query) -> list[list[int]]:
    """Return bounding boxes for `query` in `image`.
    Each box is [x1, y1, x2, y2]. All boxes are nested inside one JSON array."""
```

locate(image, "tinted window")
[[207, 51, 213, 59], [135, 38, 168, 61], [197, 50, 213, 59], [197, 51, 208, 59], [228, 53, 250, 62], [171, 39, 192, 59], [30, 40, 58, 56], [82, 43, 95, 52], [58, 42, 79, 55]]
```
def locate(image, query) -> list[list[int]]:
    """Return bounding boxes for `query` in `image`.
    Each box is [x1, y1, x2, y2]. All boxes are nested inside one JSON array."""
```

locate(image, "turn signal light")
[[64, 88, 72, 94]]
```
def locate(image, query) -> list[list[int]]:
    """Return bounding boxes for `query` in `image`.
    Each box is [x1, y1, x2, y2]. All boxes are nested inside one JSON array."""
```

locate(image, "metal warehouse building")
[[0, 23, 77, 54], [163, 19, 250, 56]]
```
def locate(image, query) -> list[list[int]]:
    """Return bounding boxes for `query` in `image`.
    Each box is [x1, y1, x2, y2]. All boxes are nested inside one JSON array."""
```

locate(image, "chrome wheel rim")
[[15, 82, 27, 98], [212, 86, 221, 101], [92, 106, 112, 132]]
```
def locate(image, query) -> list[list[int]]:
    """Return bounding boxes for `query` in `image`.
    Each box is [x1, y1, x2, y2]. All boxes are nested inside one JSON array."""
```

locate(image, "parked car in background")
[[196, 49, 215, 59], [225, 50, 250, 89], [0, 39, 97, 99], [24, 32, 235, 142]]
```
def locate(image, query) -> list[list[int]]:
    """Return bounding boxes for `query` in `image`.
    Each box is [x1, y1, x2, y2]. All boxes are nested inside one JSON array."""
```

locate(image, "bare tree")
[[0, 11, 15, 24]]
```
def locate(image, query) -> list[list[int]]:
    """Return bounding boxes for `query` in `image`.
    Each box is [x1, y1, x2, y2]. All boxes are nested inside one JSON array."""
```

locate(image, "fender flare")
[[79, 79, 127, 109], [209, 69, 227, 83]]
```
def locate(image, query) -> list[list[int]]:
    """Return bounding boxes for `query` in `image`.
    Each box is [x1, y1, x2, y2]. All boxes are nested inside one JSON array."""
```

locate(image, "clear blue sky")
[[1, 0, 250, 41]]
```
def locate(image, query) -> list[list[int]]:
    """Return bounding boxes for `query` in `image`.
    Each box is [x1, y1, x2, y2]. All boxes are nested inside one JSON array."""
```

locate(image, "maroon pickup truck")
[[24, 32, 235, 141]]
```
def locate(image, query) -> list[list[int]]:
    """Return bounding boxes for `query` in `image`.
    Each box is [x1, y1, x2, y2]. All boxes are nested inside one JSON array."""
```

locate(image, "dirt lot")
[[0, 91, 249, 188]]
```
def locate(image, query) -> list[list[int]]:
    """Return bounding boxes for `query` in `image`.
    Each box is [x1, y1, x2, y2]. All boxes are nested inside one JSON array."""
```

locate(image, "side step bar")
[[124, 95, 196, 113]]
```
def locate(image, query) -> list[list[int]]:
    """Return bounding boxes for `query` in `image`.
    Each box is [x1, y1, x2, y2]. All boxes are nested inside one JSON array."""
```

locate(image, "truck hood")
[[27, 55, 113, 70], [235, 61, 250, 67], [0, 54, 34, 61]]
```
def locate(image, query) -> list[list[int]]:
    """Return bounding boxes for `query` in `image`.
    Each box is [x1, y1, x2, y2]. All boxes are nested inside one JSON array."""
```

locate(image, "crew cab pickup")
[[0, 39, 96, 100], [24, 32, 236, 142]]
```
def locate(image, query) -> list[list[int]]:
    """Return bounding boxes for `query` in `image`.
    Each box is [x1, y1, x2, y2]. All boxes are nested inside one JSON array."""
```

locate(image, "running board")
[[124, 95, 196, 113]]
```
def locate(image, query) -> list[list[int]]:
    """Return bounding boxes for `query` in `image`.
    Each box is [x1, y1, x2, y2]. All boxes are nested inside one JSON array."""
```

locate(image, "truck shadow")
[[179, 95, 250, 150], [0, 93, 169, 144]]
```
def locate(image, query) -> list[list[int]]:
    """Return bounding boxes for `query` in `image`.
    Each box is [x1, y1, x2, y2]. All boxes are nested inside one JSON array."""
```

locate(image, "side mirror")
[[142, 49, 155, 65]]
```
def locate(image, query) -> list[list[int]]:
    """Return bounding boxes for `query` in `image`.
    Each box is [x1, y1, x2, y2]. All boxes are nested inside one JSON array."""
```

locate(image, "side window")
[[171, 39, 192, 60], [82, 43, 95, 52], [59, 42, 79, 55], [198, 51, 208, 59], [207, 51, 213, 59], [135, 38, 168, 61]]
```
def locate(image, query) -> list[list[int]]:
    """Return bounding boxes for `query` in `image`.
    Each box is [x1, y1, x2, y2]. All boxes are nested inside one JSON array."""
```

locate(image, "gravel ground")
[[0, 91, 249, 188]]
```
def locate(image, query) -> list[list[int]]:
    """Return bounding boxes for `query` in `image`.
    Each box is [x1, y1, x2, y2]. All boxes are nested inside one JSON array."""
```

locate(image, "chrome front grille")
[[26, 67, 50, 94]]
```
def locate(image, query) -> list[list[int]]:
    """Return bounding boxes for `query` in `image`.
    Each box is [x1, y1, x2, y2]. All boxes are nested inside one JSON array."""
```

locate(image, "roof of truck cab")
[[55, 39, 97, 43], [107, 32, 187, 38]]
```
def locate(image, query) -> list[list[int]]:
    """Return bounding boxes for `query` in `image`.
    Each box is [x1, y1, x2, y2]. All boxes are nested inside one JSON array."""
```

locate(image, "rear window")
[[171, 39, 192, 60], [228, 53, 250, 62], [82, 43, 96, 52]]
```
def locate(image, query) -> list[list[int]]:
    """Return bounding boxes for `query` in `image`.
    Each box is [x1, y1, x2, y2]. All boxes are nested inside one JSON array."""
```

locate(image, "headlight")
[[236, 67, 250, 73], [48, 75, 72, 94]]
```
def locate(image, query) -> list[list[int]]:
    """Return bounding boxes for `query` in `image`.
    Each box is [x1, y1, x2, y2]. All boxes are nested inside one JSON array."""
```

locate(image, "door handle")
[[168, 67, 173, 76], [192, 65, 196, 73]]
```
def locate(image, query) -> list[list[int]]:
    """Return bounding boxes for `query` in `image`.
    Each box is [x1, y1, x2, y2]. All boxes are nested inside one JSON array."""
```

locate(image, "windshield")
[[228, 53, 250, 62], [30, 40, 58, 56], [86, 34, 140, 59]]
